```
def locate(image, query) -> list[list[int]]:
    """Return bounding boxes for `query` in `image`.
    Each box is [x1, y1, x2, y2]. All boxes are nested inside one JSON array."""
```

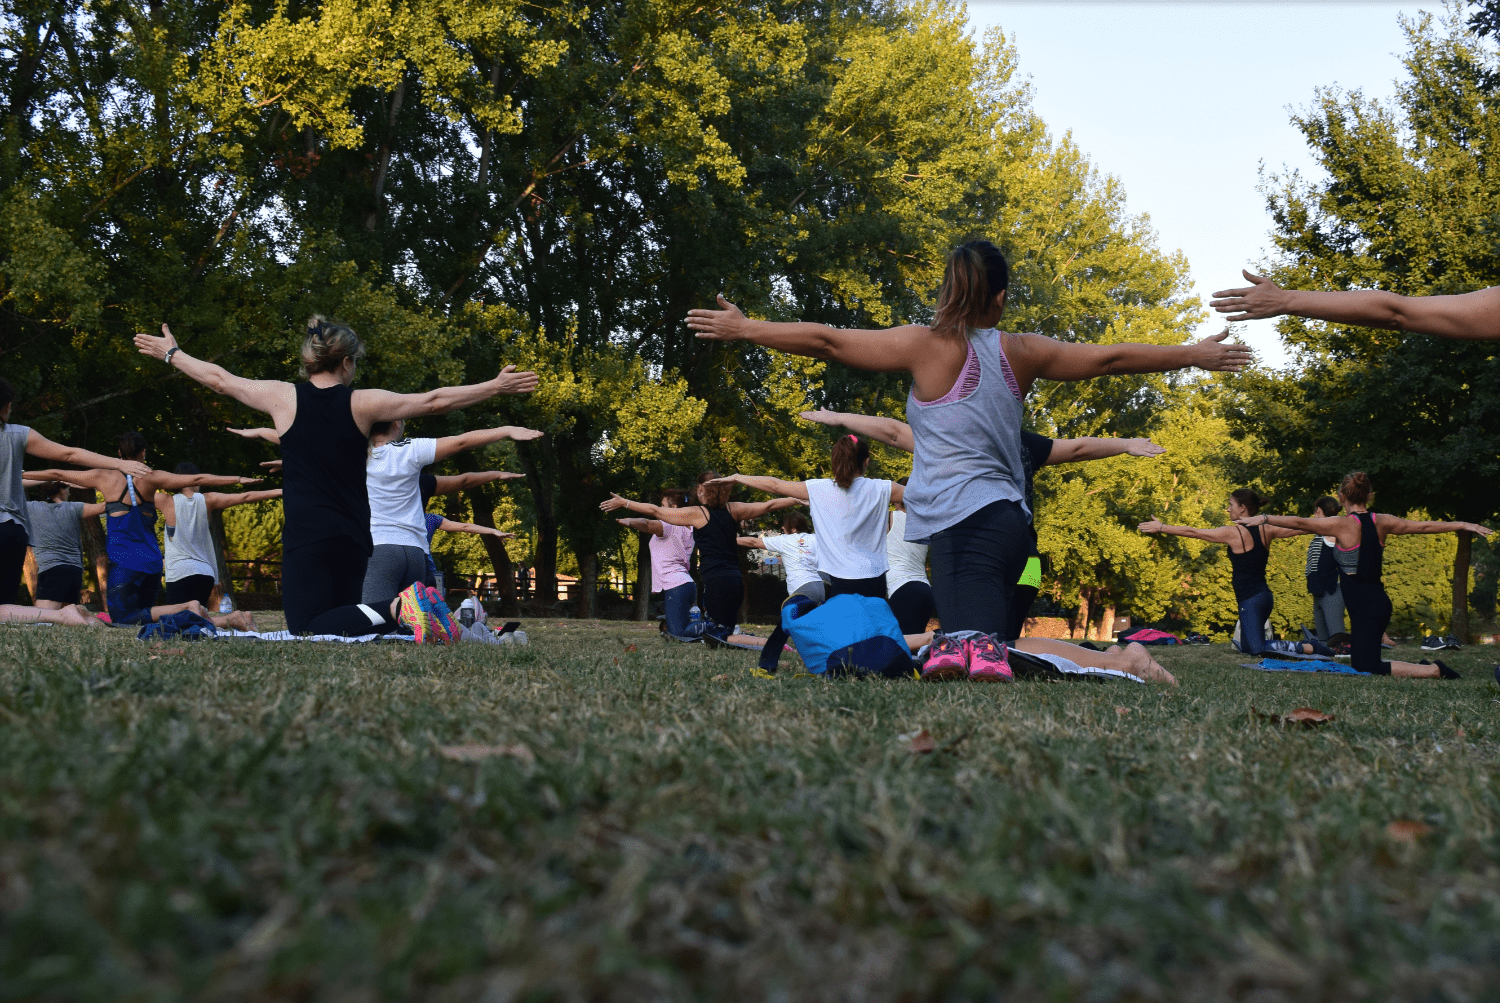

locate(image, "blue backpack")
[[782, 593, 912, 678]]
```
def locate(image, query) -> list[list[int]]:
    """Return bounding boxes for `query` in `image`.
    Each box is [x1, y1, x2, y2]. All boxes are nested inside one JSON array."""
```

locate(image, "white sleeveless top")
[[885, 510, 929, 594], [165, 491, 217, 582]]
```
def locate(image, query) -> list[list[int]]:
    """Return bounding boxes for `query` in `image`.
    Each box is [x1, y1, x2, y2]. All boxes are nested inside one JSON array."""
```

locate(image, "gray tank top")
[[903, 330, 1027, 541], [0, 423, 31, 540]]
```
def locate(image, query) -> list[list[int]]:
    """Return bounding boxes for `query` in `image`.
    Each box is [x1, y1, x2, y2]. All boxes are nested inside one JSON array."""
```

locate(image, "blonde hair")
[[931, 240, 1009, 339], [301, 315, 366, 379]]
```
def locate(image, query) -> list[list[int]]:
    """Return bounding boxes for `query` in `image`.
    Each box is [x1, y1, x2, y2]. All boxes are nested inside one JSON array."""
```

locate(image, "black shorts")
[[35, 565, 84, 605], [165, 574, 215, 607]]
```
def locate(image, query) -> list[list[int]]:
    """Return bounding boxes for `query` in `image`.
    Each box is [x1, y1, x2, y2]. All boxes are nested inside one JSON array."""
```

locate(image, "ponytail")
[[932, 240, 1009, 339], [301, 315, 366, 379], [830, 434, 870, 489], [1230, 487, 1267, 516], [1339, 471, 1373, 506]]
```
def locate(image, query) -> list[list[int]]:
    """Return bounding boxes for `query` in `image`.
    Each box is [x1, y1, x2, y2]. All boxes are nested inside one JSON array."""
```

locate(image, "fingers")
[[1205, 331, 1229, 343], [1244, 269, 1264, 282]]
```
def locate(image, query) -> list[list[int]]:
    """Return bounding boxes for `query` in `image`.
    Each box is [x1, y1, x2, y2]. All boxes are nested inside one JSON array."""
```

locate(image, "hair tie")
[[848, 434, 858, 444]]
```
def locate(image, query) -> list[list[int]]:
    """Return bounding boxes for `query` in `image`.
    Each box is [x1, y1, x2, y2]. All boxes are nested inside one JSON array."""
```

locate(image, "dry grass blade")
[[1251, 706, 1334, 727], [438, 743, 536, 766]]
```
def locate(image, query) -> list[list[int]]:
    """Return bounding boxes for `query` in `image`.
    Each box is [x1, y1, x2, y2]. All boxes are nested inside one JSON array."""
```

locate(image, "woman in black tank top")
[[135, 318, 538, 638], [1138, 488, 1330, 656], [1243, 471, 1490, 678], [601, 471, 802, 636]]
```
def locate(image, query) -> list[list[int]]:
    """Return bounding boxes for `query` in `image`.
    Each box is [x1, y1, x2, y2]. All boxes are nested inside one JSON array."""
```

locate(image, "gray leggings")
[[361, 544, 433, 604], [1313, 586, 1347, 639]]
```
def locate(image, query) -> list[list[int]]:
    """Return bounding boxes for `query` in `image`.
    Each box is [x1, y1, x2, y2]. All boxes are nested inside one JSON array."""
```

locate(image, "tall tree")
[[1233, 8, 1500, 637]]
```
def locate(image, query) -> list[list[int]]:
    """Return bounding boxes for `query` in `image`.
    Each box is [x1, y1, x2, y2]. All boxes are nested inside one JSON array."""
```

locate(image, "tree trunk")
[[466, 487, 518, 616], [1453, 529, 1472, 641], [1094, 603, 1116, 643], [577, 550, 597, 619], [1072, 590, 1091, 640], [80, 495, 108, 602], [633, 533, 651, 621], [365, 76, 406, 230], [516, 438, 557, 605], [208, 506, 234, 610]]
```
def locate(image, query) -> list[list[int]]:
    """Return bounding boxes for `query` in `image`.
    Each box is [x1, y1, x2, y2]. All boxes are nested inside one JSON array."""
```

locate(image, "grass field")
[[2, 618, 1498, 1002]]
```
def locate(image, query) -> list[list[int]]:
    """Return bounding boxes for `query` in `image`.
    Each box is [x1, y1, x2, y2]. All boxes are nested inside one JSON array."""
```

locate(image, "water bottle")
[[218, 594, 234, 614], [689, 605, 701, 623], [458, 597, 476, 629]]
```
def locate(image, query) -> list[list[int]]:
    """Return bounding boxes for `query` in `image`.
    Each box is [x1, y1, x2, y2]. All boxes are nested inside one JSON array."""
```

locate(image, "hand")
[[600, 492, 630, 512], [492, 365, 540, 395], [686, 294, 749, 341], [1189, 331, 1254, 373], [1123, 438, 1166, 457], [118, 459, 152, 477], [1234, 515, 1268, 527], [134, 322, 178, 362], [798, 409, 841, 426], [226, 427, 266, 440], [1465, 523, 1493, 537], [705, 474, 740, 485], [482, 527, 517, 539], [235, 476, 263, 486], [1137, 517, 1165, 533], [259, 459, 283, 472], [505, 426, 545, 441], [493, 471, 525, 481], [1210, 270, 1289, 321]]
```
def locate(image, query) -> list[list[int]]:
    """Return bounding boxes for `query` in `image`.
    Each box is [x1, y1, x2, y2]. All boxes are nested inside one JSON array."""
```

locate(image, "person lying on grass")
[[900, 631, 1177, 685]]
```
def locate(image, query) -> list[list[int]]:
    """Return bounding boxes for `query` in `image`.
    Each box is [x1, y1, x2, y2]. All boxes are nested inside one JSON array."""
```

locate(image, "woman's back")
[[1226, 524, 1269, 600], [806, 476, 891, 579], [903, 331, 1026, 542], [0, 423, 29, 537], [281, 382, 371, 552], [694, 507, 739, 579]]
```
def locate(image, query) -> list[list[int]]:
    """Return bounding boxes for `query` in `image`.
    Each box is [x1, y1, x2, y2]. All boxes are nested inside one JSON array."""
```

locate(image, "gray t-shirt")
[[0, 423, 30, 540], [25, 500, 85, 573]]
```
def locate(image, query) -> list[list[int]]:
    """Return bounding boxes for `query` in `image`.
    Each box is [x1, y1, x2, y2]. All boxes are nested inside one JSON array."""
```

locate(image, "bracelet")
[[164, 347, 179, 366]]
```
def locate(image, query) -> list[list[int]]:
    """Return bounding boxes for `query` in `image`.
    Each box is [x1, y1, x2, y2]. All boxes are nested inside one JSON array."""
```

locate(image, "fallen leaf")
[[613, 657, 619, 665], [712, 673, 728, 681], [625, 644, 637, 653], [150, 647, 185, 656], [1252, 706, 1334, 727], [439, 744, 535, 766], [908, 729, 936, 754], [1386, 820, 1432, 841], [1115, 706, 1130, 716]]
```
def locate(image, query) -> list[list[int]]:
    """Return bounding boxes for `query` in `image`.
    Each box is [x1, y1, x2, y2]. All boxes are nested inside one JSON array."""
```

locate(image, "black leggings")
[[888, 580, 935, 635], [1342, 578, 1393, 675], [826, 573, 888, 601], [281, 536, 397, 636], [700, 574, 743, 629], [166, 574, 215, 607], [0, 521, 28, 605], [1009, 584, 1038, 637], [928, 500, 1031, 640]]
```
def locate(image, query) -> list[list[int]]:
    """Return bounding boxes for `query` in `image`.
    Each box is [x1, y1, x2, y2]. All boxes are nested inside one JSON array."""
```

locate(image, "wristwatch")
[[164, 346, 180, 366]]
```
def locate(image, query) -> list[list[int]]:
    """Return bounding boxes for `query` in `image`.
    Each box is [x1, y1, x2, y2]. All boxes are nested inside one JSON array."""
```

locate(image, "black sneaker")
[[1421, 635, 1445, 651], [1441, 634, 1463, 650]]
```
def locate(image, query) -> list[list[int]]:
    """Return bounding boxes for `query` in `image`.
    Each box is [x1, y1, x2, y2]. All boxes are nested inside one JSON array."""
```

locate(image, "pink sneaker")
[[967, 633, 1013, 682], [920, 632, 967, 681]]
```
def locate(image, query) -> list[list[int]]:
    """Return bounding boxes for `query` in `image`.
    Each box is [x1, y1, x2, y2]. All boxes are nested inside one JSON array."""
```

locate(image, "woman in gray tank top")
[[688, 241, 1252, 682]]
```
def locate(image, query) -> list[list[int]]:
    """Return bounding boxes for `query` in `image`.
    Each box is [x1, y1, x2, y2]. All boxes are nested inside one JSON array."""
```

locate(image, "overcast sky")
[[965, 1, 1435, 366]]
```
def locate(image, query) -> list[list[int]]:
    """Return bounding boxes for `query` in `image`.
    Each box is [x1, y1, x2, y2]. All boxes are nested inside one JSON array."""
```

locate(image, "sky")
[[965, 1, 1435, 366]]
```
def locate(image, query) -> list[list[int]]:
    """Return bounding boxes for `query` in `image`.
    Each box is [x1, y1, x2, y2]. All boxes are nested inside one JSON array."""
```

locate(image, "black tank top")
[[1227, 523, 1269, 601], [280, 382, 371, 554], [694, 506, 739, 580], [1339, 511, 1384, 584]]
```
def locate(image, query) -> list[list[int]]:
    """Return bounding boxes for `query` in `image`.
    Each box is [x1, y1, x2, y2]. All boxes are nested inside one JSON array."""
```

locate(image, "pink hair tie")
[[849, 434, 859, 444]]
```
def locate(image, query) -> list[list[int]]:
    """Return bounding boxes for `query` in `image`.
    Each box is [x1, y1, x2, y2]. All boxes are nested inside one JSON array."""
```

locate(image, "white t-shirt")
[[367, 438, 439, 550], [805, 477, 892, 580], [885, 509, 929, 595], [762, 532, 820, 594]]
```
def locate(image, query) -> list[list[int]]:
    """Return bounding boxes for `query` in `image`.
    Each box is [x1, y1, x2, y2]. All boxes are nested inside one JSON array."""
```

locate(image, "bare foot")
[[213, 611, 256, 632], [1120, 641, 1177, 685], [61, 605, 105, 628]]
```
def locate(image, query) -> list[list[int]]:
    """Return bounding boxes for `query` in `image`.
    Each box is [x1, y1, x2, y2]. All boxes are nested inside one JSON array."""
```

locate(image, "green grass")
[[1, 621, 1498, 1002]]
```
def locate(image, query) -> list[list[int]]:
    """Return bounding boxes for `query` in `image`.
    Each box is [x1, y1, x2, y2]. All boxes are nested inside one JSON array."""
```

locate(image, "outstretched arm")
[[1047, 437, 1165, 464], [799, 410, 914, 452], [203, 488, 284, 512], [1137, 518, 1241, 545], [1006, 331, 1252, 396], [428, 471, 525, 494], [601, 493, 708, 528], [688, 295, 927, 374], [22, 467, 117, 491], [349, 369, 539, 431], [149, 471, 261, 492], [1210, 270, 1500, 341], [1239, 513, 1354, 545], [226, 427, 281, 444], [1376, 514, 1492, 538], [79, 502, 106, 518], [432, 425, 544, 462], [709, 473, 811, 501], [729, 496, 803, 520], [435, 519, 515, 538], [618, 517, 666, 537], [25, 431, 151, 477], [737, 535, 768, 550], [135, 325, 297, 429]]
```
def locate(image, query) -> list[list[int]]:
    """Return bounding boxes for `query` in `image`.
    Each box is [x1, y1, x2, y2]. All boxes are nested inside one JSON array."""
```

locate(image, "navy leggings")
[[660, 581, 696, 635], [928, 500, 1031, 640], [1342, 578, 1393, 675], [1235, 588, 1275, 655]]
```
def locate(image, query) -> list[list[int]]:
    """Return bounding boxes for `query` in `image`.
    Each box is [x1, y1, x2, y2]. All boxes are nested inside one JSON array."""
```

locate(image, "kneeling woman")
[[1138, 489, 1332, 656], [614, 488, 697, 636], [1239, 472, 1490, 677], [601, 474, 799, 634]]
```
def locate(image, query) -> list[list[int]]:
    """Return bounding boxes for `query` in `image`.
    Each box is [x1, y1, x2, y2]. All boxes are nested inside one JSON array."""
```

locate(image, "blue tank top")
[[105, 475, 163, 574]]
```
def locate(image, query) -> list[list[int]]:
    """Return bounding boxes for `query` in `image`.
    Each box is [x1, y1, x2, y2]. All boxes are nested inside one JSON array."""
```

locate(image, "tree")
[[1234, 8, 1500, 638]]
